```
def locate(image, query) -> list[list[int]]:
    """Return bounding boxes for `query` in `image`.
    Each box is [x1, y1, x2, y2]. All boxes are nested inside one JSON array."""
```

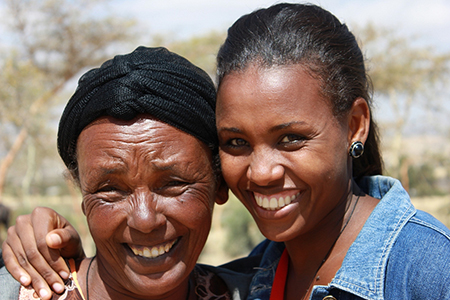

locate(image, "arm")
[[2, 207, 85, 300]]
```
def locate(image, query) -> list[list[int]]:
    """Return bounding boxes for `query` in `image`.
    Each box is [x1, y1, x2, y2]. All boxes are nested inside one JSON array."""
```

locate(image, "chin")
[[123, 264, 190, 298]]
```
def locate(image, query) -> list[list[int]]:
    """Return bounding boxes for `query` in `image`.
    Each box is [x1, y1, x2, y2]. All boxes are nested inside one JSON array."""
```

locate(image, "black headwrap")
[[57, 46, 217, 170]]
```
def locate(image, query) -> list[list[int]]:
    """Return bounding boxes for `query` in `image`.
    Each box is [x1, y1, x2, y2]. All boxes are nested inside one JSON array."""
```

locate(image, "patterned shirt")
[[18, 259, 230, 300]]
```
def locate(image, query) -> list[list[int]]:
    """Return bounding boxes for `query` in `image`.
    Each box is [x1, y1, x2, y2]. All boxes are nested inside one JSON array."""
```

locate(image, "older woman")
[[0, 46, 254, 299]]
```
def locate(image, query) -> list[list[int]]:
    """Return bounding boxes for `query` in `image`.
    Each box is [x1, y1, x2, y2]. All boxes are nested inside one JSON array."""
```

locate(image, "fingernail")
[[59, 271, 69, 279], [39, 289, 49, 298], [52, 282, 64, 294], [19, 275, 29, 285], [48, 233, 62, 245]]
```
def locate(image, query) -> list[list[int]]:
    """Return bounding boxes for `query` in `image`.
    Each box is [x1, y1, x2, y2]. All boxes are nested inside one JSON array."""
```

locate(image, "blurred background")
[[0, 0, 449, 265]]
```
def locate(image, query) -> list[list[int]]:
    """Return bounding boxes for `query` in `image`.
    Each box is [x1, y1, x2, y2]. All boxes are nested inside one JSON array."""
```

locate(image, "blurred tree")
[[153, 30, 226, 80], [0, 0, 137, 200], [356, 24, 450, 187], [221, 194, 264, 258], [408, 162, 445, 197]]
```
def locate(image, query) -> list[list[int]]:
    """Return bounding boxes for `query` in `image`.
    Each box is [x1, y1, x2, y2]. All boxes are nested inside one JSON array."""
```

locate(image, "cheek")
[[175, 193, 213, 231], [84, 198, 127, 241], [219, 152, 245, 188]]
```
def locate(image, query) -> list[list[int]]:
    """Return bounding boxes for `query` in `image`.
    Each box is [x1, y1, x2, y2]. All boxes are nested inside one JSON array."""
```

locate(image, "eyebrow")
[[217, 126, 241, 133], [270, 121, 307, 132], [94, 166, 126, 177], [218, 121, 307, 134]]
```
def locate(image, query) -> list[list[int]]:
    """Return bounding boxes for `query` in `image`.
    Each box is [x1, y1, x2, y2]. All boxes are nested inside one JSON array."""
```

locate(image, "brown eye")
[[229, 138, 248, 147], [97, 186, 118, 193], [166, 180, 189, 187], [280, 134, 304, 144]]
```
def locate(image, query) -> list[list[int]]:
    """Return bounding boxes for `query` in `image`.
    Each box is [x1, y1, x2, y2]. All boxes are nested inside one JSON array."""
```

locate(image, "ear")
[[347, 97, 370, 145], [215, 176, 229, 205], [81, 201, 86, 216]]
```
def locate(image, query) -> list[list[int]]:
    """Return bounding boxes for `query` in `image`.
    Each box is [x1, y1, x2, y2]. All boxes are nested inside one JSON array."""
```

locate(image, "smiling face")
[[216, 64, 354, 242], [77, 115, 218, 299]]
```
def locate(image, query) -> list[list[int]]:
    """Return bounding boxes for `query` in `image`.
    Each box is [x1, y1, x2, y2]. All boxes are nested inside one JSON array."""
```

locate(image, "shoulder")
[[392, 209, 450, 254], [385, 210, 450, 299], [0, 266, 21, 298], [195, 256, 261, 300]]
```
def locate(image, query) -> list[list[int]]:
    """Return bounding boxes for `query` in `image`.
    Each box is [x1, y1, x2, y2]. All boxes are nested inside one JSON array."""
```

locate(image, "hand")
[[2, 207, 85, 300]]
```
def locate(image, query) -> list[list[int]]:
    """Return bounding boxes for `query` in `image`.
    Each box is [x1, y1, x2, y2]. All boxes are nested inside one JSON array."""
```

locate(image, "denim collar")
[[248, 176, 416, 300], [326, 176, 416, 299]]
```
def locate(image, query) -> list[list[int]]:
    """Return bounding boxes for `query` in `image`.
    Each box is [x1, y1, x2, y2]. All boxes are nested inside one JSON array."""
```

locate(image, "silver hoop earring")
[[349, 141, 364, 158]]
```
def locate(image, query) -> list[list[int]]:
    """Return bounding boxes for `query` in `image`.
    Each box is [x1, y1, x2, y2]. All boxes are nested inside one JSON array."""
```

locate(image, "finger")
[[40, 208, 86, 272], [2, 232, 32, 286], [29, 208, 71, 279], [48, 226, 86, 259], [3, 226, 54, 300], [13, 212, 66, 294]]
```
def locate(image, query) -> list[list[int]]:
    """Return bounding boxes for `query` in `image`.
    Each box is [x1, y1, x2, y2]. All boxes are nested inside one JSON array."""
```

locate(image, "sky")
[[0, 0, 449, 131], [105, 0, 450, 133], [109, 0, 450, 53], [1, 0, 449, 53]]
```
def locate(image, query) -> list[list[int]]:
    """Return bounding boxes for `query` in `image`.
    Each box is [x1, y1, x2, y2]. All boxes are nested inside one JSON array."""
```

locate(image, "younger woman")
[[215, 3, 450, 299]]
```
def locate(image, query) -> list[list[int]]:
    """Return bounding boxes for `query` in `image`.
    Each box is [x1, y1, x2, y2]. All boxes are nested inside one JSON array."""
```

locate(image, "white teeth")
[[278, 197, 285, 208], [130, 239, 176, 259], [285, 196, 292, 205], [256, 196, 262, 206], [269, 198, 278, 209], [254, 192, 299, 211]]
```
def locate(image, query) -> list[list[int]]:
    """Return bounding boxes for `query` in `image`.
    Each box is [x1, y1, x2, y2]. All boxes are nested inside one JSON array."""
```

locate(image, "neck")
[[284, 184, 361, 300], [81, 256, 193, 300]]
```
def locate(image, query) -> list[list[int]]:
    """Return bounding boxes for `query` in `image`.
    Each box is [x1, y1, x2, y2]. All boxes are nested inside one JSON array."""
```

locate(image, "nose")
[[247, 147, 285, 186], [127, 190, 166, 233]]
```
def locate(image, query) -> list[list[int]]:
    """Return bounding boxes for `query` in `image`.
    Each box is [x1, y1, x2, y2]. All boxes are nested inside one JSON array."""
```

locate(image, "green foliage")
[[220, 193, 264, 257], [354, 23, 450, 186], [359, 23, 450, 96], [0, 0, 138, 199], [408, 152, 450, 197], [408, 163, 445, 197], [4, 0, 138, 79]]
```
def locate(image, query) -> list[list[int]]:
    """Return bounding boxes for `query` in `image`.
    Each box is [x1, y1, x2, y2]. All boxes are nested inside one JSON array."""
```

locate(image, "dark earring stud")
[[349, 141, 364, 158]]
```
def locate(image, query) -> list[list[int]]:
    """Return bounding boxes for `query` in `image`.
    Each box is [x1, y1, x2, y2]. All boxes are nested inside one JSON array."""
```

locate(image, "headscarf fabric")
[[57, 46, 217, 170]]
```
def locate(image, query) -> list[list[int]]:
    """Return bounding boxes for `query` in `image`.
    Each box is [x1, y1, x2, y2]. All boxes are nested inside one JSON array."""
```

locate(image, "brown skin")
[[216, 64, 379, 299], [3, 64, 379, 299], [3, 208, 85, 297], [75, 115, 228, 300], [3, 115, 228, 300]]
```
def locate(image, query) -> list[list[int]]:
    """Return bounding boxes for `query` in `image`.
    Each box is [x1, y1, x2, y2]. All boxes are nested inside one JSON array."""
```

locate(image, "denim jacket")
[[247, 176, 450, 300]]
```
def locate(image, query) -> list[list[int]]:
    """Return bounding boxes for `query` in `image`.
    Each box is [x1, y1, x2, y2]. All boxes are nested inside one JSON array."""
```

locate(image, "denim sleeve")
[[385, 211, 450, 299]]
